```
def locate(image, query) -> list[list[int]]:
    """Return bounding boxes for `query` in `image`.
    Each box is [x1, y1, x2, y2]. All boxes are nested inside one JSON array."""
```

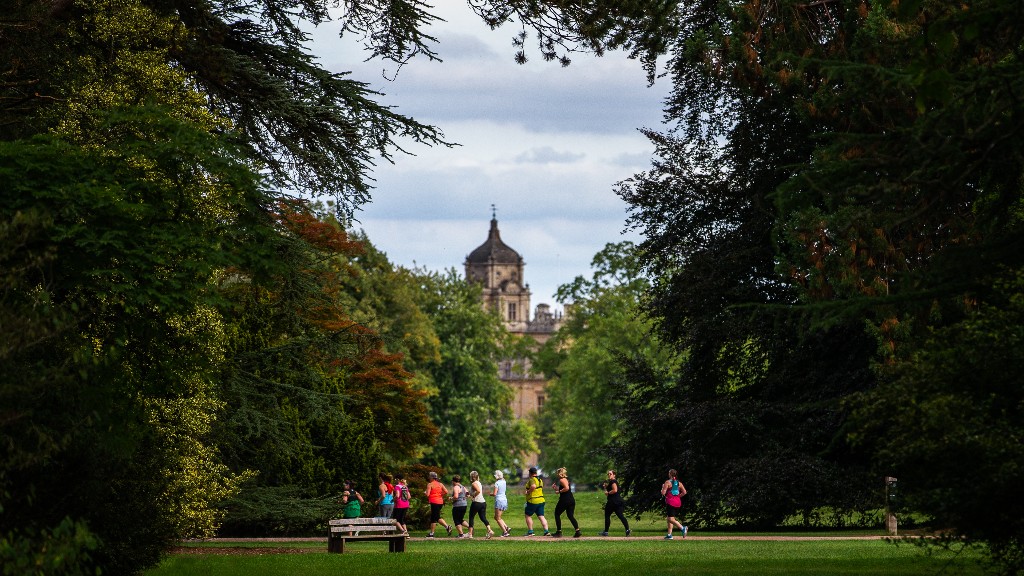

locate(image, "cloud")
[[307, 3, 665, 315], [514, 146, 585, 164]]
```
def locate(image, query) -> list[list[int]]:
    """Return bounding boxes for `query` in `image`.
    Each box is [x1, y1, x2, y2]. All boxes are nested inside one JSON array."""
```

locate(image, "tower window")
[[508, 302, 517, 321]]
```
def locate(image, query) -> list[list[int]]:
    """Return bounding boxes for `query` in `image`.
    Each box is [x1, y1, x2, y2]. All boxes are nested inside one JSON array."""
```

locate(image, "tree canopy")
[[0, 0, 450, 571], [534, 241, 679, 484]]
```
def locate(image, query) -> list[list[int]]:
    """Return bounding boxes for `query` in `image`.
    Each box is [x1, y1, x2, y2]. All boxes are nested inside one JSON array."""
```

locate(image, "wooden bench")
[[327, 518, 406, 553]]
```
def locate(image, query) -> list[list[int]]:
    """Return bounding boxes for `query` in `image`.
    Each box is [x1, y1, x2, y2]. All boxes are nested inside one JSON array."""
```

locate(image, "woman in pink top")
[[661, 468, 688, 539], [392, 474, 412, 535], [424, 471, 451, 537]]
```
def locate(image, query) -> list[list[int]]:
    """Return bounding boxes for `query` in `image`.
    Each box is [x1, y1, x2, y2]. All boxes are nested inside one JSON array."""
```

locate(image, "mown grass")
[[150, 490, 983, 576], [150, 539, 984, 576]]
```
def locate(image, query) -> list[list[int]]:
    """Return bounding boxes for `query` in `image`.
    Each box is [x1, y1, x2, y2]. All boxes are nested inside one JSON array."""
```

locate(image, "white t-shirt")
[[472, 480, 486, 503]]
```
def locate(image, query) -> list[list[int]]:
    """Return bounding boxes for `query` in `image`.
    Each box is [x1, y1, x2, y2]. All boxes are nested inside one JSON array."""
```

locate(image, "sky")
[[307, 4, 670, 312]]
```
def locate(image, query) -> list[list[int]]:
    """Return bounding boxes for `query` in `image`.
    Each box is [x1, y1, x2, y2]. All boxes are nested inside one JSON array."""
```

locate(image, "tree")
[[478, 0, 1024, 564], [213, 205, 437, 535], [849, 272, 1024, 572], [0, 109, 266, 574], [534, 242, 679, 484], [413, 269, 535, 475], [1, 0, 452, 571]]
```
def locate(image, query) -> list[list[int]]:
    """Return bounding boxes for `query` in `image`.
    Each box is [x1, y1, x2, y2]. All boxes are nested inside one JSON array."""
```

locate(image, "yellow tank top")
[[526, 476, 544, 504]]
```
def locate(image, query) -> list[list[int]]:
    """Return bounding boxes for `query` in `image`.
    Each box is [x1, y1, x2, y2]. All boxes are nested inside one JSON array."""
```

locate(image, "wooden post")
[[884, 476, 898, 536]]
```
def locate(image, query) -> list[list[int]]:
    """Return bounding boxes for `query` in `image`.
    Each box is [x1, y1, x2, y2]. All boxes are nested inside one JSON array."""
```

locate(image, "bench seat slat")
[[329, 518, 397, 525]]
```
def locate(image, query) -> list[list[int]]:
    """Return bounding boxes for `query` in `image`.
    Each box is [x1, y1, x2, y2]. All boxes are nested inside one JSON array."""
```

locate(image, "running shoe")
[[426, 533, 435, 538], [625, 528, 632, 536], [682, 526, 688, 538], [573, 529, 582, 538], [551, 531, 562, 538], [446, 525, 453, 536], [598, 531, 609, 537], [502, 529, 511, 537], [525, 530, 535, 537], [664, 534, 673, 540], [543, 530, 551, 536]]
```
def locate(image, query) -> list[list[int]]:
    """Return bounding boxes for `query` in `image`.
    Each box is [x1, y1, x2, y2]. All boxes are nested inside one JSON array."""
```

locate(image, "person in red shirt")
[[424, 471, 452, 537]]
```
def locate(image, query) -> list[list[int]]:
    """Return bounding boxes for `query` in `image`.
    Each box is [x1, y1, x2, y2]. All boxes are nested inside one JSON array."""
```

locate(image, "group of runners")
[[340, 467, 688, 539]]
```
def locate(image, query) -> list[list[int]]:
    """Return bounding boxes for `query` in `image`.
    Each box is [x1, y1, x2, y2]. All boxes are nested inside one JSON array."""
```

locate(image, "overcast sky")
[[308, 4, 669, 312]]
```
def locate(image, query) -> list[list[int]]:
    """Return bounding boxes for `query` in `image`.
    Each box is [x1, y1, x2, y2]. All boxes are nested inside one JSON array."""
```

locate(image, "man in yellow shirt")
[[523, 467, 551, 536]]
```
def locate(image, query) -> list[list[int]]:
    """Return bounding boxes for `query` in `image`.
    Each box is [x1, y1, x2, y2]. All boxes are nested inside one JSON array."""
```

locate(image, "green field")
[[150, 539, 983, 576], [149, 490, 983, 576]]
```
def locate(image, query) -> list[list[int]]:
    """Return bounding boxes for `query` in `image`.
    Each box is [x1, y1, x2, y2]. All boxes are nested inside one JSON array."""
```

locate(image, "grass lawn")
[[150, 490, 983, 575], [149, 539, 984, 576]]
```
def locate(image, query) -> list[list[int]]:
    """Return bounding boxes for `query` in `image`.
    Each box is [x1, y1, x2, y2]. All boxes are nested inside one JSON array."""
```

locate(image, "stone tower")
[[464, 215, 532, 332]]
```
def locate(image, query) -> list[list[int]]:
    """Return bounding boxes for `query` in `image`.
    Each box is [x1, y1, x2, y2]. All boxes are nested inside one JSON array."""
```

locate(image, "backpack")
[[400, 485, 410, 502], [671, 479, 680, 496]]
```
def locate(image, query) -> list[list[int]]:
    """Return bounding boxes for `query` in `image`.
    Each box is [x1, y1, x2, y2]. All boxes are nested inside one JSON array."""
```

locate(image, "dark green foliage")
[[213, 207, 436, 535], [581, 0, 1024, 567], [217, 486, 341, 537], [0, 108, 272, 574], [1, 0, 452, 567], [534, 242, 678, 484], [849, 272, 1024, 573], [608, 321, 879, 529]]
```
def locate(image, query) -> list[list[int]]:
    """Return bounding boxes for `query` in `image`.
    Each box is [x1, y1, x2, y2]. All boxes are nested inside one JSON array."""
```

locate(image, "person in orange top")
[[424, 471, 452, 538]]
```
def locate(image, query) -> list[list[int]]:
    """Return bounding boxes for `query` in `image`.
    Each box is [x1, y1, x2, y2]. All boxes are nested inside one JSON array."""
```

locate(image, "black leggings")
[[554, 495, 579, 532], [452, 505, 467, 525], [469, 501, 489, 528], [604, 500, 629, 531]]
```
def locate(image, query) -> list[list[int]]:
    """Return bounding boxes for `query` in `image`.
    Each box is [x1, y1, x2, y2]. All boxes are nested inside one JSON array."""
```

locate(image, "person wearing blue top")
[[661, 469, 688, 539], [492, 470, 511, 537], [377, 472, 395, 518]]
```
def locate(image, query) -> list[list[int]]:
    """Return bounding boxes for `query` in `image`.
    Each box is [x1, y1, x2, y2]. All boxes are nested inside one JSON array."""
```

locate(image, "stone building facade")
[[464, 216, 564, 469]]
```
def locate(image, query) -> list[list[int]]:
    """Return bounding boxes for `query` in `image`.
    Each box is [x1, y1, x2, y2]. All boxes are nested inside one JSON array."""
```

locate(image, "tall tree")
[[213, 205, 437, 536], [473, 0, 1024, 565], [1, 0, 451, 571], [413, 269, 535, 475], [534, 242, 679, 484]]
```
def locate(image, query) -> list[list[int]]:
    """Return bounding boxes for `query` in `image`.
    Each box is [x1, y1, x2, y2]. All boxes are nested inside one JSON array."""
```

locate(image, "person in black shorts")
[[661, 468, 687, 539]]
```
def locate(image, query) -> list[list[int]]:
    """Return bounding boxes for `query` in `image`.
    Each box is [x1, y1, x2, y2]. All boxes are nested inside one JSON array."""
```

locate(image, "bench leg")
[[328, 536, 346, 553]]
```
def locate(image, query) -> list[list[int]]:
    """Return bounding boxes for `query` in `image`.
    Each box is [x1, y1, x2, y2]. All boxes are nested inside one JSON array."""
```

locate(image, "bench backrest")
[[329, 518, 400, 534]]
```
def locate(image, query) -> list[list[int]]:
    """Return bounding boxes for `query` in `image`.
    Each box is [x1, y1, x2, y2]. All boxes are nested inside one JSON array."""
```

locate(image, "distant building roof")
[[466, 218, 522, 265]]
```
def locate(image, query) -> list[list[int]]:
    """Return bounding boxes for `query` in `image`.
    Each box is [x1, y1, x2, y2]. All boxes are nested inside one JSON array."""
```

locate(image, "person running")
[[450, 474, 469, 537], [550, 467, 581, 538], [467, 471, 494, 539], [392, 474, 411, 536], [661, 468, 688, 539], [424, 471, 452, 538], [599, 469, 631, 536], [376, 472, 395, 519], [341, 480, 363, 519], [523, 467, 550, 536], [492, 469, 511, 537]]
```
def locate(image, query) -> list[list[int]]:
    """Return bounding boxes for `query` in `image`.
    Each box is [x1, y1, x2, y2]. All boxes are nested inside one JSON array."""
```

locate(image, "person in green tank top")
[[341, 480, 364, 518], [522, 467, 550, 536]]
